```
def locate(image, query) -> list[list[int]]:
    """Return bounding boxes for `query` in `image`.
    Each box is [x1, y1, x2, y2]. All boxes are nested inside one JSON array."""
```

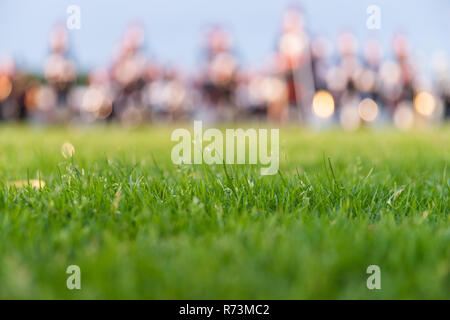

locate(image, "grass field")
[[0, 124, 448, 299]]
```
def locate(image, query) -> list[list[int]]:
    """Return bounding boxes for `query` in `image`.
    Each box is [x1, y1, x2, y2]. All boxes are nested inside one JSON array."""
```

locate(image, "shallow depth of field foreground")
[[0, 125, 448, 299]]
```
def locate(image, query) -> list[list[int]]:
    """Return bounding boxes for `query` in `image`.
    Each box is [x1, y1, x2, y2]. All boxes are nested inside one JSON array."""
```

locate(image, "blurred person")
[[42, 25, 77, 121], [76, 67, 115, 123], [235, 69, 269, 121], [144, 65, 190, 122], [197, 26, 239, 122], [275, 7, 315, 122], [393, 34, 416, 103], [235, 66, 291, 122], [0, 55, 38, 121], [359, 39, 382, 102], [263, 74, 289, 122], [310, 36, 331, 92], [140, 60, 161, 119], [353, 39, 384, 126], [329, 31, 361, 107], [432, 51, 450, 119], [0, 55, 17, 120], [324, 31, 364, 129], [378, 33, 417, 115], [110, 24, 148, 124]]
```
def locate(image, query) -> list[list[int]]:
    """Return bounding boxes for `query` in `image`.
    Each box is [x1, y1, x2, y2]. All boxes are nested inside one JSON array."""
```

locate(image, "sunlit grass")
[[0, 124, 448, 299]]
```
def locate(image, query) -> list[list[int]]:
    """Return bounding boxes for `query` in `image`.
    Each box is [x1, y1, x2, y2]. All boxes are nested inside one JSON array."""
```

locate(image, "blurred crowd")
[[1, 8, 449, 129]]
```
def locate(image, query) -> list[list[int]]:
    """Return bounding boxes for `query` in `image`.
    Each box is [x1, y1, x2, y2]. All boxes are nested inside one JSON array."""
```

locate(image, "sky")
[[1, 0, 450, 74]]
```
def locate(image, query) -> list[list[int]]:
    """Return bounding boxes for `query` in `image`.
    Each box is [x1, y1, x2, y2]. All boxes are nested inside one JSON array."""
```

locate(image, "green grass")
[[0, 124, 448, 299]]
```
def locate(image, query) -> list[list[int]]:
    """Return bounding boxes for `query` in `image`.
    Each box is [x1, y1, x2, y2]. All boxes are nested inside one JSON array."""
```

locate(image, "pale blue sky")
[[1, 0, 450, 73]]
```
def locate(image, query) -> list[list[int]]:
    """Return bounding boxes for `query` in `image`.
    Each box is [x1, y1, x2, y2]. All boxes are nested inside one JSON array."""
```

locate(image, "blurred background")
[[1, 0, 450, 129]]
